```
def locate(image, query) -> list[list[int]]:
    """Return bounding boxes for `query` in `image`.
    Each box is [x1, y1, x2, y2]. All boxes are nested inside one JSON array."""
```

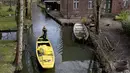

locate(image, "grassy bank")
[[0, 5, 16, 30], [0, 6, 15, 17], [0, 16, 16, 30], [0, 40, 16, 73]]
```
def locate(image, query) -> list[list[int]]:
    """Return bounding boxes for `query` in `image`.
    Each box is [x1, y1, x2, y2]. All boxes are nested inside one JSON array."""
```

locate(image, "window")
[[88, 0, 93, 9], [73, 0, 79, 9], [123, 0, 128, 8]]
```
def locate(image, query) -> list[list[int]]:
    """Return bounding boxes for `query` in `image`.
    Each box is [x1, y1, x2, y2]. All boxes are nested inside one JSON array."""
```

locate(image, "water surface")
[[22, 3, 93, 73]]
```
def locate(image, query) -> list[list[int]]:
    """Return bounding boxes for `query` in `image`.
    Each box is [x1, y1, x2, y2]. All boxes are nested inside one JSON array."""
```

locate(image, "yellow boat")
[[36, 36, 55, 69]]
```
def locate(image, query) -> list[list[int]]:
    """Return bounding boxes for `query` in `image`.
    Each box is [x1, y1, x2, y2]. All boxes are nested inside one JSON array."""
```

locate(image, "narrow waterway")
[[22, 3, 94, 73], [1, 32, 16, 40]]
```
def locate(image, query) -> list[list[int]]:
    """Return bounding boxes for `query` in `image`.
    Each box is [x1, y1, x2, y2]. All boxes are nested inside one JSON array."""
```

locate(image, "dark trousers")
[[43, 32, 47, 39]]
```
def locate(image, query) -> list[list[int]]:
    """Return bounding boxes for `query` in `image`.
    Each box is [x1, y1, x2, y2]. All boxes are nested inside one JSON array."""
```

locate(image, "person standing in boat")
[[42, 26, 47, 39]]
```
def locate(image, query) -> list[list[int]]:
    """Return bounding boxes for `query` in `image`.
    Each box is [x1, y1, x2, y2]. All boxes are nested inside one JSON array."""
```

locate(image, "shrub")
[[7, 7, 13, 12], [81, 17, 87, 24], [122, 21, 130, 35], [117, 11, 130, 21]]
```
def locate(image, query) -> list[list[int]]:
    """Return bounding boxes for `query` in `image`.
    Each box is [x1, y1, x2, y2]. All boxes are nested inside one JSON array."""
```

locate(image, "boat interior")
[[37, 36, 53, 57]]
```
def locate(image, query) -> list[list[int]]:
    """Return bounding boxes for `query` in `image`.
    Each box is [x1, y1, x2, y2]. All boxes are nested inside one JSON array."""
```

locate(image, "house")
[[60, 0, 94, 18], [60, 0, 112, 18], [44, 0, 60, 10], [44, 0, 130, 18], [60, 0, 130, 18], [44, 0, 108, 18], [104, 0, 112, 13], [111, 0, 130, 14]]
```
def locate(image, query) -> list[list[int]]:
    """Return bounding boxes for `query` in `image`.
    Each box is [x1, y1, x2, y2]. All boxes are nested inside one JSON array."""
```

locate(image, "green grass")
[[0, 40, 16, 73], [0, 5, 16, 30], [0, 16, 16, 30], [0, 5, 15, 17]]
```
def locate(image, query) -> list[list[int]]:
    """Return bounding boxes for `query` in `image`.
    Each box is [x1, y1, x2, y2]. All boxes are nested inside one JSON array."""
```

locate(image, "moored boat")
[[73, 23, 89, 40], [36, 36, 55, 69]]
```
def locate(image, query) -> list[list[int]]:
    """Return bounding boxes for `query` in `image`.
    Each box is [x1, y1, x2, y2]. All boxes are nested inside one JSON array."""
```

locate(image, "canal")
[[21, 3, 94, 73]]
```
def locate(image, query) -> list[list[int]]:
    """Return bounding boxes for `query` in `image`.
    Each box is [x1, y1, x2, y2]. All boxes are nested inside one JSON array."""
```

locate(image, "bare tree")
[[13, 0, 24, 71], [93, 0, 104, 34], [25, 0, 32, 19], [0, 2, 2, 9], [10, 0, 12, 8]]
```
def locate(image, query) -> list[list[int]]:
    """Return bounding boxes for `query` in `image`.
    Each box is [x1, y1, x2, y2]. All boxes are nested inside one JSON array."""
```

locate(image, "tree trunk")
[[25, 0, 32, 19], [93, 0, 104, 35], [13, 0, 24, 71], [13, 0, 19, 65], [0, 2, 2, 9], [25, 0, 28, 17], [10, 0, 11, 8], [95, 0, 100, 34], [27, 0, 32, 19], [0, 32, 2, 39]]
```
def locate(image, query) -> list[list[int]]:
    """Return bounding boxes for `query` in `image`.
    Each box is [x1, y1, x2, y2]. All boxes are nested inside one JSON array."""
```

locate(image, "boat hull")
[[36, 36, 55, 69], [73, 23, 89, 40]]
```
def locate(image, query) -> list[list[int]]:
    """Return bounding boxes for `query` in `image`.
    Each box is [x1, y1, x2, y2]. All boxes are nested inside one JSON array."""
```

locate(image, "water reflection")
[[62, 27, 92, 61], [56, 61, 90, 73], [2, 32, 16, 40]]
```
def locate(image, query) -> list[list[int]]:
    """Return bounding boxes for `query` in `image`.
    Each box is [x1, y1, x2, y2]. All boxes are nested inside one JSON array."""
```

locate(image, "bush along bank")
[[116, 10, 130, 35], [122, 21, 130, 35]]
